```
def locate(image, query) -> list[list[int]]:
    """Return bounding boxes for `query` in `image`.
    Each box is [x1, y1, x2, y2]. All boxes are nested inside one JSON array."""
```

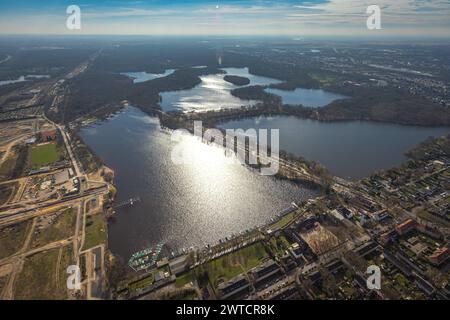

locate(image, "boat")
[[128, 241, 165, 272]]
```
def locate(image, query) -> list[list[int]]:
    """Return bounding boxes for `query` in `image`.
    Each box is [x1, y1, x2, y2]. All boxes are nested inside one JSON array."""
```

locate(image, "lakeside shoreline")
[[70, 102, 448, 267]]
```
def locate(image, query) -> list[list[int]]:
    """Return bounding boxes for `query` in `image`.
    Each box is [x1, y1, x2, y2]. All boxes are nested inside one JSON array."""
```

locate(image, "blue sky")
[[0, 0, 449, 37]]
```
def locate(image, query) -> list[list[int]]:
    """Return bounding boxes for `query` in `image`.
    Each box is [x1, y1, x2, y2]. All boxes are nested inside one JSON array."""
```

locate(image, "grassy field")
[[167, 289, 198, 300], [83, 214, 107, 250], [14, 246, 73, 300], [179, 290, 198, 300], [308, 71, 341, 86], [175, 270, 196, 288], [416, 208, 450, 228], [268, 211, 296, 231], [0, 182, 16, 205], [0, 276, 7, 293], [0, 152, 18, 181], [0, 220, 31, 260], [31, 208, 76, 248], [128, 274, 154, 292], [268, 235, 291, 257], [30, 143, 59, 167], [201, 242, 269, 287], [0, 145, 29, 180], [127, 264, 172, 293]]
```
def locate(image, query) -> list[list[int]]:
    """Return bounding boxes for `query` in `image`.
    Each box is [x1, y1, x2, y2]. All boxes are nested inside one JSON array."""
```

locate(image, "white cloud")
[[0, 0, 449, 36], [289, 0, 450, 26]]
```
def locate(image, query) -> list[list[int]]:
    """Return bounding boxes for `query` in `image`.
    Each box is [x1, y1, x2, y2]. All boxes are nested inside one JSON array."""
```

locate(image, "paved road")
[[0, 186, 107, 225], [43, 114, 83, 178]]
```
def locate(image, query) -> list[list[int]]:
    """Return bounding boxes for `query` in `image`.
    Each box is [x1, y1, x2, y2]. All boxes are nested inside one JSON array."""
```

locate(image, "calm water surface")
[[159, 67, 344, 112], [219, 116, 449, 180], [159, 73, 259, 112], [121, 69, 175, 83], [0, 74, 50, 86], [221, 67, 282, 86], [159, 67, 281, 112], [80, 107, 319, 259], [265, 87, 347, 107]]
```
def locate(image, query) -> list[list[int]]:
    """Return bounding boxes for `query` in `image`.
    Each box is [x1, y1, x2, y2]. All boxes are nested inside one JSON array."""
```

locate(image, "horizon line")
[[1, 33, 450, 41]]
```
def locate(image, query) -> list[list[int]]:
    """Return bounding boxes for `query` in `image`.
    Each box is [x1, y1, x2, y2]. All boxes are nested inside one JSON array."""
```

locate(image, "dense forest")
[[223, 75, 250, 86], [0, 48, 94, 80], [319, 86, 450, 126]]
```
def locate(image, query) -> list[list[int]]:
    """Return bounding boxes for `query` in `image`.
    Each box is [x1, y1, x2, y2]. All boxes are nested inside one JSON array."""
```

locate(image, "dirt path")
[[0, 217, 36, 299], [10, 179, 27, 203], [4, 183, 18, 205], [0, 237, 72, 267], [0, 263, 13, 299], [55, 247, 63, 290], [0, 135, 26, 167], [2, 260, 22, 299], [73, 203, 83, 263], [21, 218, 37, 253]]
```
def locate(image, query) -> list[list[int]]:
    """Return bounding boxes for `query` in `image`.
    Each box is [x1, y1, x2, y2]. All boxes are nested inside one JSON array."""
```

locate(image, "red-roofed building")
[[379, 230, 394, 245], [428, 247, 449, 266], [41, 130, 57, 141], [395, 219, 416, 236]]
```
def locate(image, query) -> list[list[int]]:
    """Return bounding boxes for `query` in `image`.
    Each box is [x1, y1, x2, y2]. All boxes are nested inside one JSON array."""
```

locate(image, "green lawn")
[[83, 214, 107, 250], [128, 265, 173, 292], [164, 288, 198, 300], [30, 143, 59, 167], [128, 274, 154, 292], [202, 242, 269, 287], [268, 212, 296, 230], [177, 290, 198, 300], [176, 270, 196, 288], [269, 235, 290, 256], [308, 72, 340, 86]]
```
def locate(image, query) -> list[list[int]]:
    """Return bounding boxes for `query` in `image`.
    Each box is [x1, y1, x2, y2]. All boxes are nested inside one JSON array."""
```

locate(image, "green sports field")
[[30, 143, 59, 166]]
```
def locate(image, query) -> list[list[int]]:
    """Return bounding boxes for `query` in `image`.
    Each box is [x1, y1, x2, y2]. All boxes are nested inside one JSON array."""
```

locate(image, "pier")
[[114, 196, 141, 209]]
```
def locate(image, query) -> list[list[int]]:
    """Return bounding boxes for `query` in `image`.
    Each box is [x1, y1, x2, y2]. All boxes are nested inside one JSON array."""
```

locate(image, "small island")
[[224, 75, 250, 86]]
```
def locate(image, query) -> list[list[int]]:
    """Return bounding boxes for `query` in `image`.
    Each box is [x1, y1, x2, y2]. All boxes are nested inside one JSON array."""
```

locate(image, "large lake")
[[0, 74, 49, 86], [160, 73, 258, 112], [265, 88, 347, 107], [159, 67, 279, 112], [121, 69, 175, 83], [124, 67, 345, 111], [80, 107, 319, 259], [219, 116, 449, 180]]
